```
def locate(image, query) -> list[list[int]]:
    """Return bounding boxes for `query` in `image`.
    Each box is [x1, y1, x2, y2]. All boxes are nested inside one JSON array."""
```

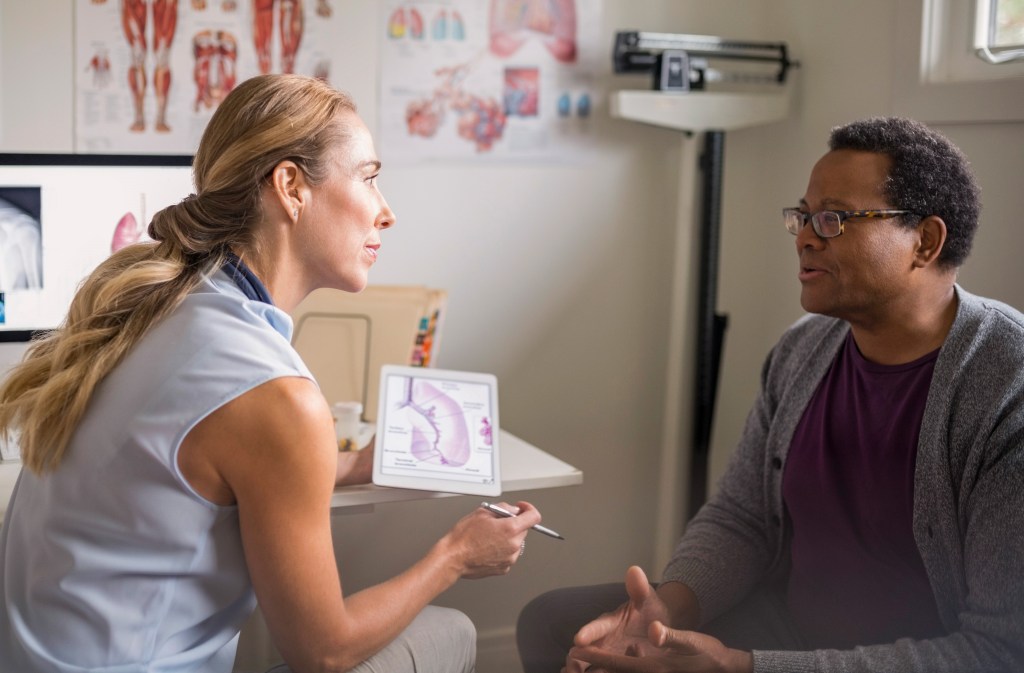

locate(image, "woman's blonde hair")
[[0, 74, 356, 473]]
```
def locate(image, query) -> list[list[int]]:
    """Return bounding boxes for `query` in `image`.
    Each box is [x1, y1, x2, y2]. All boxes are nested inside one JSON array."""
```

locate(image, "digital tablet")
[[373, 365, 501, 496]]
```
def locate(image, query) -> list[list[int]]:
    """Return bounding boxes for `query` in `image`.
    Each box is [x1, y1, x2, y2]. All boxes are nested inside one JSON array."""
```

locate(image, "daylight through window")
[[976, 0, 1024, 63]]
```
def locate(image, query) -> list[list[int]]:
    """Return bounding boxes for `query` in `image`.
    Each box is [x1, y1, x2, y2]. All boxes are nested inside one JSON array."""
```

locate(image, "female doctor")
[[0, 73, 541, 673]]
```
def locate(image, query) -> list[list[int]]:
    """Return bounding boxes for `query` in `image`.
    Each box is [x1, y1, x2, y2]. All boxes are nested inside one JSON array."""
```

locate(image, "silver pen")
[[480, 501, 565, 540]]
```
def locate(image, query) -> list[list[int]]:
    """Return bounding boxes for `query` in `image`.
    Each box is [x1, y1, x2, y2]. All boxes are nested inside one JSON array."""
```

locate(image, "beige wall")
[[708, 0, 1024, 494], [2, 1, 1022, 671]]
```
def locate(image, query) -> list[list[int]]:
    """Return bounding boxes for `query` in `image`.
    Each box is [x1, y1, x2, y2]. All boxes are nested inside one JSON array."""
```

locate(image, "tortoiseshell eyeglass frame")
[[783, 208, 917, 238]]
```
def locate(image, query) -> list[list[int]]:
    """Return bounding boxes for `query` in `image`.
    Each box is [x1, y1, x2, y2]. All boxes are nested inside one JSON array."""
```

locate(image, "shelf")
[[329, 430, 582, 509], [609, 89, 790, 133]]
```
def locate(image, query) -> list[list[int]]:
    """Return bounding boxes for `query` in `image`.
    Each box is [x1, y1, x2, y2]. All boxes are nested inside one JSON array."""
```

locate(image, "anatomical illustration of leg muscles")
[[253, 0, 304, 74], [116, 0, 180, 132]]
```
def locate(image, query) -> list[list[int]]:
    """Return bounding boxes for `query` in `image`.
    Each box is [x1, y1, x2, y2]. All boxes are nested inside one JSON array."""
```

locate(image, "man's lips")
[[798, 261, 828, 281]]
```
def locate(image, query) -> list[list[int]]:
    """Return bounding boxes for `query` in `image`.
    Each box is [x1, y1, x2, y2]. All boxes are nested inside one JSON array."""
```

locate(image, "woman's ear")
[[913, 215, 947, 269], [267, 160, 309, 223]]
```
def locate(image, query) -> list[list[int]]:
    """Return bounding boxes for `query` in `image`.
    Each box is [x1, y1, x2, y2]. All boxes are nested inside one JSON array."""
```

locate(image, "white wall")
[[4, 1, 1023, 672]]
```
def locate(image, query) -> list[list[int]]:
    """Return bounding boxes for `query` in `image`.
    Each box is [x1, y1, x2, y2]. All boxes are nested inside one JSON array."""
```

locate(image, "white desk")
[[0, 430, 581, 521], [331, 430, 581, 508]]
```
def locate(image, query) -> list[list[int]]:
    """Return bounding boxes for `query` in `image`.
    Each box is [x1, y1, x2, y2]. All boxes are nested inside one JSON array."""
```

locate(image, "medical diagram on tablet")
[[373, 365, 501, 497]]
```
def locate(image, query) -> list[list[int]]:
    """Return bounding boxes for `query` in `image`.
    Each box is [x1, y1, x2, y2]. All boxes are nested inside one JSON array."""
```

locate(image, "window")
[[893, 0, 1024, 123], [921, 0, 1024, 83], [975, 0, 1024, 63]]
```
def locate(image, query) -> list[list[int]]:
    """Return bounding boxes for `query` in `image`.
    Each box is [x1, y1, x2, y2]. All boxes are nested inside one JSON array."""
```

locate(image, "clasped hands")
[[563, 566, 753, 673]]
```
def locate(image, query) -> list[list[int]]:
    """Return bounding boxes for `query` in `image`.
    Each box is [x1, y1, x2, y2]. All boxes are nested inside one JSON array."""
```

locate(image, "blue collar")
[[222, 252, 274, 305]]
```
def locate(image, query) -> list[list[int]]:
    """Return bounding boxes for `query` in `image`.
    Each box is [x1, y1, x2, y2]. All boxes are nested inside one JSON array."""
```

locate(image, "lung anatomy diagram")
[[405, 62, 508, 152], [389, 0, 583, 155], [489, 0, 577, 63], [382, 375, 494, 478], [404, 378, 471, 466]]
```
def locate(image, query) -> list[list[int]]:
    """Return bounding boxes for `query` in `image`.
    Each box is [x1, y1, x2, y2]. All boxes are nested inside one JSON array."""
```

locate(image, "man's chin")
[[799, 292, 834, 317]]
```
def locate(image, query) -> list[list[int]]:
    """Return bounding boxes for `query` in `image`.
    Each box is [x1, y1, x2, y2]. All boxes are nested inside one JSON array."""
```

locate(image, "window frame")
[[974, 0, 1024, 64], [893, 0, 1024, 123]]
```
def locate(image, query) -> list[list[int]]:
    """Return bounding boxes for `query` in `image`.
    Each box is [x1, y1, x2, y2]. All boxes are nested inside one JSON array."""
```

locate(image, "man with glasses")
[[517, 117, 1024, 673]]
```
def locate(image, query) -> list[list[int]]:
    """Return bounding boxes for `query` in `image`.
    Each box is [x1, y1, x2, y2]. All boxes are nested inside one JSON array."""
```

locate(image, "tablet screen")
[[374, 365, 501, 496]]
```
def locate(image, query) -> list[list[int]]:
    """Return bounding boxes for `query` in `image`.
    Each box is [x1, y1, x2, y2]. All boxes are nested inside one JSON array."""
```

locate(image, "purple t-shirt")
[[782, 333, 945, 648]]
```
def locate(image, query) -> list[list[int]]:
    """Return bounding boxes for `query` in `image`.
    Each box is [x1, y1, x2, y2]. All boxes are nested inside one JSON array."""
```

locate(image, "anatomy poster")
[[75, 0, 341, 154], [379, 0, 603, 163]]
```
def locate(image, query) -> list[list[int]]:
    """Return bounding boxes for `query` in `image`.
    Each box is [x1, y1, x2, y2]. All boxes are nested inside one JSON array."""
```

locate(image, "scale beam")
[[614, 31, 798, 92]]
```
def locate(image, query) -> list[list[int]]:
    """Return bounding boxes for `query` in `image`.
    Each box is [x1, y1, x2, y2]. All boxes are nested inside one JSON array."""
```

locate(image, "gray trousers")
[[516, 582, 805, 673], [266, 606, 476, 673]]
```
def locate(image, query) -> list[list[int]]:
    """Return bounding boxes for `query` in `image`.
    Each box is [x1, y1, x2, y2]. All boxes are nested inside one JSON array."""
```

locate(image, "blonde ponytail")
[[0, 242, 214, 473], [0, 74, 356, 473]]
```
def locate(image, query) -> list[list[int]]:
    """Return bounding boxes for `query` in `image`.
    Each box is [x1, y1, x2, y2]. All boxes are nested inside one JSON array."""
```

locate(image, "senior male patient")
[[516, 117, 1024, 673]]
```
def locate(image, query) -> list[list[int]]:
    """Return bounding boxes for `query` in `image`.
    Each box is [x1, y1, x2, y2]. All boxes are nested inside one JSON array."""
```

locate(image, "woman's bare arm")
[[180, 376, 541, 672]]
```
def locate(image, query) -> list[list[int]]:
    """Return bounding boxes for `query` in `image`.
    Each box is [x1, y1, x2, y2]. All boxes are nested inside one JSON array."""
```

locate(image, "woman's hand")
[[439, 501, 542, 579], [335, 439, 374, 487]]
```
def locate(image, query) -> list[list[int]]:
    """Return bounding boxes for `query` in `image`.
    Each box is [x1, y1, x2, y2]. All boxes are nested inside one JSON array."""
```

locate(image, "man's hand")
[[567, 620, 754, 673], [564, 566, 670, 672]]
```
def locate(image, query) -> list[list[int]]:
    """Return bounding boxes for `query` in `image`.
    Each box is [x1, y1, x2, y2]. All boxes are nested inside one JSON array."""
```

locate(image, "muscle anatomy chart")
[[380, 0, 602, 163], [75, 0, 341, 154], [379, 374, 497, 486]]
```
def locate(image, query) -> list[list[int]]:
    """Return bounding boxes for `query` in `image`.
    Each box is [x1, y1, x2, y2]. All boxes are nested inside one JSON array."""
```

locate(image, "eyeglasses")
[[783, 208, 916, 238]]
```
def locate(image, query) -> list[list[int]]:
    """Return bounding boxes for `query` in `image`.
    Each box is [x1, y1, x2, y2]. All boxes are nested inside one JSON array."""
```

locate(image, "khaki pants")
[[266, 606, 476, 673]]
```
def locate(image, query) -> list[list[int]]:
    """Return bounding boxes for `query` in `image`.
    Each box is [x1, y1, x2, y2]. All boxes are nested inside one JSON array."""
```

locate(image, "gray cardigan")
[[663, 286, 1024, 672]]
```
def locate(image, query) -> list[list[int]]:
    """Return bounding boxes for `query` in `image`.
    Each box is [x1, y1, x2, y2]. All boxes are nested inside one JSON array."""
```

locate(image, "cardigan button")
[[771, 456, 783, 470], [771, 514, 782, 527]]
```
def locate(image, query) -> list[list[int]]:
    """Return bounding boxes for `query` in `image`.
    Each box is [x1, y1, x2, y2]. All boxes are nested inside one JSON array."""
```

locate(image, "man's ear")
[[267, 160, 309, 222], [913, 215, 947, 268]]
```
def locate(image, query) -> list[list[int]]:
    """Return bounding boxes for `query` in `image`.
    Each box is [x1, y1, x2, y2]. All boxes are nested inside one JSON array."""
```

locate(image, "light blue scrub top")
[[0, 269, 312, 672]]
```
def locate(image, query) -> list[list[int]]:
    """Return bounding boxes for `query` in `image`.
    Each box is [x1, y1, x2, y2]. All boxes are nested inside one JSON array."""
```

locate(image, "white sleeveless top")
[[0, 270, 312, 672]]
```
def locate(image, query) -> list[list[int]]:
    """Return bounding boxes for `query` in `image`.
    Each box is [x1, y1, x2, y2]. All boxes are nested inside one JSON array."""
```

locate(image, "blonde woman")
[[0, 74, 541, 673]]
